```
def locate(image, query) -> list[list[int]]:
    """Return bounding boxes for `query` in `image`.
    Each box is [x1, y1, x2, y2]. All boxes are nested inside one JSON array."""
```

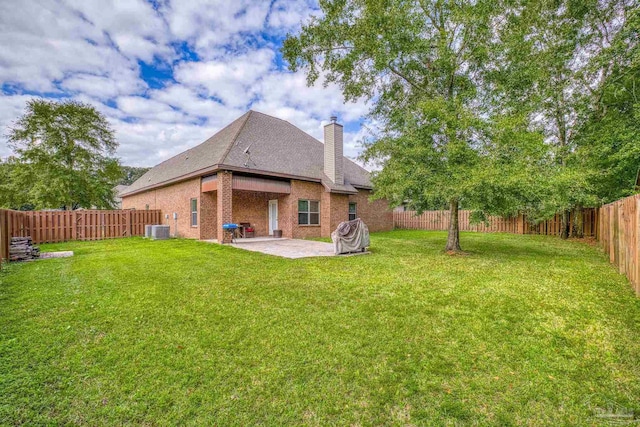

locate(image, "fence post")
[[0, 210, 4, 268], [517, 214, 523, 235], [71, 211, 76, 241], [636, 197, 640, 295], [129, 210, 133, 237], [2, 211, 8, 264]]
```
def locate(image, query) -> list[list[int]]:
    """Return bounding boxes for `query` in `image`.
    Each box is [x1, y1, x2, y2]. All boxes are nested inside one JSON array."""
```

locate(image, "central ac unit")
[[151, 225, 170, 240]]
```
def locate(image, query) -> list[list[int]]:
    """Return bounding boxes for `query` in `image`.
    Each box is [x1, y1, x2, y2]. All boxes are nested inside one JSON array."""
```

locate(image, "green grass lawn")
[[1, 231, 640, 425]]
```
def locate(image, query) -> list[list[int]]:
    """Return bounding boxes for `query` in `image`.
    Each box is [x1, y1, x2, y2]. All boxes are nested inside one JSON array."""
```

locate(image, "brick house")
[[120, 111, 393, 243]]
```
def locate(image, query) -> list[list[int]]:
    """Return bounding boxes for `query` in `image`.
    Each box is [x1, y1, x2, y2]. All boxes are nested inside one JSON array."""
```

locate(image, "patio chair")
[[239, 222, 254, 238]]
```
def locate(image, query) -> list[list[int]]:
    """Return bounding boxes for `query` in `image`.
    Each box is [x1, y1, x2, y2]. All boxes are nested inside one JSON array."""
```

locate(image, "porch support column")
[[217, 171, 233, 243]]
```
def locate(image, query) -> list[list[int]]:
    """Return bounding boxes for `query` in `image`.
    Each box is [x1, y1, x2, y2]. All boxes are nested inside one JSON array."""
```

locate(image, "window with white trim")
[[190, 198, 198, 227], [349, 202, 357, 221], [298, 199, 320, 225]]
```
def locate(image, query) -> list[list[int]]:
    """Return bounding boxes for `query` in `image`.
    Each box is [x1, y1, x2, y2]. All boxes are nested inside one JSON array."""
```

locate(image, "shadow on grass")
[[378, 230, 597, 262]]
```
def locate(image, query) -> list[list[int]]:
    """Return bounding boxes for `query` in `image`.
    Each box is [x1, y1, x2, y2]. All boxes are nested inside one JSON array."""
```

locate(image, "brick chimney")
[[323, 115, 344, 185]]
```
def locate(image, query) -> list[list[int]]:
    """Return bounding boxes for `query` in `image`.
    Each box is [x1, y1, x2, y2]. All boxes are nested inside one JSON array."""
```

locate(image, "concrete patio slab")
[[230, 238, 336, 259], [202, 237, 370, 259], [202, 236, 284, 244]]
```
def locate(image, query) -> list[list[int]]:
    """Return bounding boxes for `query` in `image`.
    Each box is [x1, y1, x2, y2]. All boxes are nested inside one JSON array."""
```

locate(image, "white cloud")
[[111, 118, 219, 167], [66, 0, 172, 61], [62, 71, 146, 99], [149, 85, 244, 121], [267, 0, 317, 33], [162, 1, 271, 57], [252, 71, 370, 142], [174, 48, 275, 108], [0, 0, 151, 94], [116, 96, 187, 123], [0, 0, 375, 169], [0, 94, 38, 158]]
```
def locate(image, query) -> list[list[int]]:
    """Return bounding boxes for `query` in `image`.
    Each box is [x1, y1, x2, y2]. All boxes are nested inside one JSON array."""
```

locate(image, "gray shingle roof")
[[122, 110, 372, 196], [113, 184, 129, 195], [321, 174, 358, 194]]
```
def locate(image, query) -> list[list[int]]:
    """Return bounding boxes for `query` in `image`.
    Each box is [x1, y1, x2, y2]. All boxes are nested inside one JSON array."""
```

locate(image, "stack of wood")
[[9, 237, 40, 261]]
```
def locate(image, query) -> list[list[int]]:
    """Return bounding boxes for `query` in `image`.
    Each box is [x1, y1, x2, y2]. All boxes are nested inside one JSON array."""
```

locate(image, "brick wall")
[[122, 176, 393, 241], [122, 178, 201, 238], [321, 191, 349, 237], [285, 180, 323, 239], [275, 193, 292, 238], [121, 190, 156, 211], [200, 191, 216, 240], [349, 190, 393, 232], [283, 181, 392, 238], [217, 171, 233, 243]]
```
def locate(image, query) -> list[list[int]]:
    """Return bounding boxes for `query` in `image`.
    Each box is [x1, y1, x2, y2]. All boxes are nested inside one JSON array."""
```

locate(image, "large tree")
[[5, 99, 121, 210], [494, 0, 635, 238], [0, 157, 33, 210], [573, 7, 640, 205], [284, 0, 548, 251]]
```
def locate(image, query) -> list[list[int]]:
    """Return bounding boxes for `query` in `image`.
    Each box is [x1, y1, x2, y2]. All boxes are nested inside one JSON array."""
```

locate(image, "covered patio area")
[[201, 172, 292, 243]]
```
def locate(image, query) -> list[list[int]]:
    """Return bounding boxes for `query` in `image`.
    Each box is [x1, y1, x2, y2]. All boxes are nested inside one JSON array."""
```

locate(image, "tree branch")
[[387, 63, 427, 94]]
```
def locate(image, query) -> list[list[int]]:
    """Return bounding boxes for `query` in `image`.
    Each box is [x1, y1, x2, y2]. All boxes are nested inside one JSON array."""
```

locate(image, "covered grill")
[[331, 218, 370, 255]]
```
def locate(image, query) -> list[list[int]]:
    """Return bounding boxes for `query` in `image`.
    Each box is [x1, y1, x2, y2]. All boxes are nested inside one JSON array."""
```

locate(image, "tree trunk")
[[574, 205, 584, 238], [445, 198, 462, 252], [560, 209, 570, 239]]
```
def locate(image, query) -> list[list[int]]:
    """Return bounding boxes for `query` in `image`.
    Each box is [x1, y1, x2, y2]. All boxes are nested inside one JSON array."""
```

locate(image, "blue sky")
[[0, 0, 370, 167]]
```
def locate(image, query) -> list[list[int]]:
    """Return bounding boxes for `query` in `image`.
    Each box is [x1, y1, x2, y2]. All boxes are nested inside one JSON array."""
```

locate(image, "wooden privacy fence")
[[394, 209, 598, 237], [599, 194, 640, 296], [1, 209, 162, 263]]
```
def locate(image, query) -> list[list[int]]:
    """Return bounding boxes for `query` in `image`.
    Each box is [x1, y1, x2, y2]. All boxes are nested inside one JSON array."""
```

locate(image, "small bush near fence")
[[0, 209, 162, 264]]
